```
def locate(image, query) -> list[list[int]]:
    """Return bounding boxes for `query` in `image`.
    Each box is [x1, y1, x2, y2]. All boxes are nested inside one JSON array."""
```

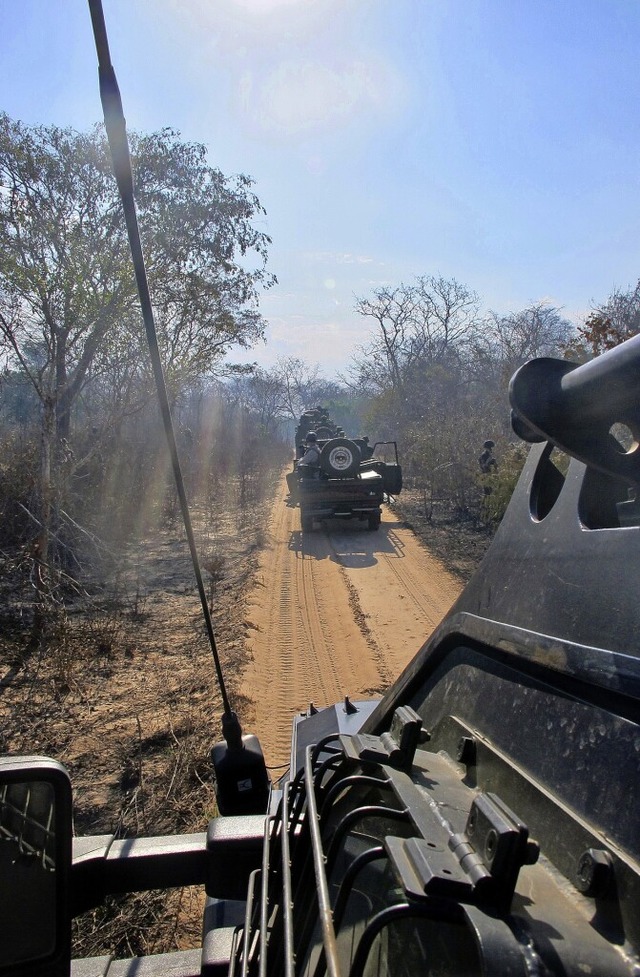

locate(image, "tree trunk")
[[29, 398, 55, 650], [55, 332, 71, 441]]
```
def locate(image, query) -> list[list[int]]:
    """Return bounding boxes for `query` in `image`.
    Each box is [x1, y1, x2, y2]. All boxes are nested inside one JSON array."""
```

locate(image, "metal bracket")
[[339, 706, 429, 771]]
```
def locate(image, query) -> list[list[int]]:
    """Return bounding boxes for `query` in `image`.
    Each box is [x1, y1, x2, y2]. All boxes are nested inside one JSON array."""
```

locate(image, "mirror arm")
[[71, 832, 208, 915], [71, 815, 266, 914]]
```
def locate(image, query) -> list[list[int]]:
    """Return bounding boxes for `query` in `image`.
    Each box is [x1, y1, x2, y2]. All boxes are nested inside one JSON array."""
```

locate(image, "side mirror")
[[0, 757, 72, 977]]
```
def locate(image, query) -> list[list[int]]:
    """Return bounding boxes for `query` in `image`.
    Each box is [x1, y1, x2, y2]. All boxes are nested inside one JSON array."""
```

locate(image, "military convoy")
[[286, 407, 403, 532]]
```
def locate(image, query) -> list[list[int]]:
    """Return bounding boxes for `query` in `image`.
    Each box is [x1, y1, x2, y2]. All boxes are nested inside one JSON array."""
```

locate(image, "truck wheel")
[[319, 438, 361, 478], [301, 510, 313, 533], [368, 513, 381, 531]]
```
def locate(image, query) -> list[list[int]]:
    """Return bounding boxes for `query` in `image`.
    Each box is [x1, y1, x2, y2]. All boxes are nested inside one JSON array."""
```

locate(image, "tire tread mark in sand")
[[264, 505, 299, 760], [246, 476, 447, 766], [311, 569, 367, 698], [379, 530, 452, 629], [249, 496, 347, 764], [337, 565, 394, 687], [295, 543, 344, 707]]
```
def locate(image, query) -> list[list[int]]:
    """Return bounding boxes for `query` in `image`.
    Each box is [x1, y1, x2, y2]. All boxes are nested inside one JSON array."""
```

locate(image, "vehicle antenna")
[[87, 1, 237, 725]]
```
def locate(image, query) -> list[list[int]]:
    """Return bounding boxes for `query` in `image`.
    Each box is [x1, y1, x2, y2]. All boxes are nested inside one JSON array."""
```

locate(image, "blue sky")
[[2, 0, 640, 375]]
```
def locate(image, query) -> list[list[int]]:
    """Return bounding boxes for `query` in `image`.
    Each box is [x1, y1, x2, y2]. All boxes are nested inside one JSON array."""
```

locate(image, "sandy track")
[[242, 474, 462, 767]]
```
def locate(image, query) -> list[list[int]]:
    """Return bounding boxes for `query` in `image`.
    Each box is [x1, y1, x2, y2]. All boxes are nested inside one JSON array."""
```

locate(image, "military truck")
[[287, 407, 403, 532]]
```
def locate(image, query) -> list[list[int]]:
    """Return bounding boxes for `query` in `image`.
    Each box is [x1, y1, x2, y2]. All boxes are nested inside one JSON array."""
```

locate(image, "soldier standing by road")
[[479, 440, 497, 474]]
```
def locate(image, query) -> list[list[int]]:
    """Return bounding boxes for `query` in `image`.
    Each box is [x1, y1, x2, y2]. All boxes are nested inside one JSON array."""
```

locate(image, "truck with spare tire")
[[286, 407, 403, 532]]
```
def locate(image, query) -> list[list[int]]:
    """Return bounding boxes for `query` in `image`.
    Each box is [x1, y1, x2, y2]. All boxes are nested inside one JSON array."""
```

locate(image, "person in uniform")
[[479, 439, 497, 474], [298, 432, 321, 478]]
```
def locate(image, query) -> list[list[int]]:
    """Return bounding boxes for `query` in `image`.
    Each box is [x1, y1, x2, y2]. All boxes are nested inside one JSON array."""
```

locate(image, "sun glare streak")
[[194, 396, 218, 499], [94, 427, 175, 552], [161, 0, 342, 44]]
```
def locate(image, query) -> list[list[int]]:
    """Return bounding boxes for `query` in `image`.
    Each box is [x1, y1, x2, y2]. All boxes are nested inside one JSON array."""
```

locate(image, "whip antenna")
[[89, 0, 269, 814], [87, 2, 270, 814], [88, 0, 231, 714]]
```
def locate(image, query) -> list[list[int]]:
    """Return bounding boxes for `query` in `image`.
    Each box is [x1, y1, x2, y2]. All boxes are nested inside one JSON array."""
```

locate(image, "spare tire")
[[319, 438, 361, 478]]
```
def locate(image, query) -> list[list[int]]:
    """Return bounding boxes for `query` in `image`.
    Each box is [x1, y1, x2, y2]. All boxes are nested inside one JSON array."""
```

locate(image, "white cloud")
[[252, 311, 363, 373], [303, 250, 377, 265], [161, 0, 354, 55]]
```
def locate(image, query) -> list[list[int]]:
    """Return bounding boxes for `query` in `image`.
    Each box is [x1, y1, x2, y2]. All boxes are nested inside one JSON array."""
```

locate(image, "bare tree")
[[231, 356, 344, 438], [348, 286, 573, 522], [349, 275, 481, 395], [269, 357, 324, 419], [229, 368, 286, 436], [481, 302, 575, 372]]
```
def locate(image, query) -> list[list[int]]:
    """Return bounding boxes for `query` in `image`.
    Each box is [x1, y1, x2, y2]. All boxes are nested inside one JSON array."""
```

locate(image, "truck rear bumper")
[[303, 504, 381, 519]]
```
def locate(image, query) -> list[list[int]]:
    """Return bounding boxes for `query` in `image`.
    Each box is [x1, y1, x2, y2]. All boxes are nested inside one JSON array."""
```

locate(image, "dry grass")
[[0, 471, 279, 960], [391, 489, 493, 582]]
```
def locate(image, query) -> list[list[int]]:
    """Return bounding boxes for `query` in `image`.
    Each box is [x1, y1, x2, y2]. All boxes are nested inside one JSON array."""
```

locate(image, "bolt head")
[[575, 848, 613, 897]]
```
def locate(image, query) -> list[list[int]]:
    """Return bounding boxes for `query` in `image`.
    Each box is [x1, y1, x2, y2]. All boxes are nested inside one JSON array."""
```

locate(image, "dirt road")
[[242, 475, 463, 767]]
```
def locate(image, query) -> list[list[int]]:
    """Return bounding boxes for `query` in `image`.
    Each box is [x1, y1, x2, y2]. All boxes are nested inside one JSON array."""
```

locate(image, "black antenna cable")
[[87, 0, 234, 718]]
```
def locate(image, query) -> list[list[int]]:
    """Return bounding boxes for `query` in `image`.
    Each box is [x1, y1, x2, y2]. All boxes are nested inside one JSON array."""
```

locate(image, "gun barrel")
[[562, 333, 640, 419], [510, 332, 640, 483]]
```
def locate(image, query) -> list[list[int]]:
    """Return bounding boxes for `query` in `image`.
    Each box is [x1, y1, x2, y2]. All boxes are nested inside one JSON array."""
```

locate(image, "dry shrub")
[[479, 446, 528, 526], [202, 548, 226, 607], [71, 696, 218, 959]]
